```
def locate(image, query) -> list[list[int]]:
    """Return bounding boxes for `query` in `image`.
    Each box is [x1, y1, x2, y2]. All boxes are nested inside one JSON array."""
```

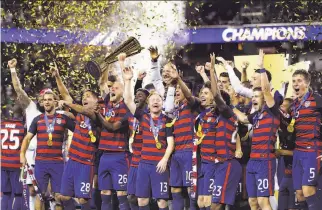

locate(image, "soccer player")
[[165, 63, 197, 210], [20, 91, 75, 210], [94, 72, 132, 209], [123, 66, 175, 210], [127, 87, 149, 210], [291, 70, 322, 210], [208, 53, 243, 210], [1, 103, 25, 210], [276, 98, 297, 210], [233, 64, 280, 210]]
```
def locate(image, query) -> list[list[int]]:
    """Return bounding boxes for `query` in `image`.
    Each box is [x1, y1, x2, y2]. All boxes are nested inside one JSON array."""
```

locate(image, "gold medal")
[[105, 116, 111, 121], [47, 133, 53, 146], [196, 134, 205, 145], [88, 130, 96, 143], [156, 142, 162, 150], [166, 118, 176, 128], [287, 125, 294, 133], [287, 118, 295, 133]]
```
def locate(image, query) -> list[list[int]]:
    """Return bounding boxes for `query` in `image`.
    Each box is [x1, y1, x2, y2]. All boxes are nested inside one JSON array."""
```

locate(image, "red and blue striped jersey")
[[129, 116, 143, 167], [135, 109, 173, 165], [195, 108, 218, 163], [291, 92, 322, 152], [69, 114, 99, 165], [248, 104, 280, 160], [214, 107, 238, 160], [173, 101, 196, 152], [29, 113, 75, 163], [99, 100, 131, 152], [1, 119, 25, 169]]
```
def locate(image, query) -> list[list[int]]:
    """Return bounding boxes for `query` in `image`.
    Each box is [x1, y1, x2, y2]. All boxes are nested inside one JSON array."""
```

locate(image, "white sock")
[[29, 196, 35, 210], [50, 201, 55, 210]]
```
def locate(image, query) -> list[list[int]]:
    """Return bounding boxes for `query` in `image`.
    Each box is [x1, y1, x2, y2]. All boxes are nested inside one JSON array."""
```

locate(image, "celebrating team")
[[1, 48, 322, 210]]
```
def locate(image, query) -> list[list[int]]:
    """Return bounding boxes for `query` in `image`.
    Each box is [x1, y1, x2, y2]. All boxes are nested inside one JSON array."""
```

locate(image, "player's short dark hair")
[[255, 69, 272, 82], [144, 83, 155, 91], [82, 89, 99, 99], [292, 69, 311, 83], [219, 72, 229, 78], [253, 87, 262, 92]]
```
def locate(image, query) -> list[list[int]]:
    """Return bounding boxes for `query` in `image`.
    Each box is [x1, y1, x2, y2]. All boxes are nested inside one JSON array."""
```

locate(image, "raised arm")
[[168, 66, 196, 106], [51, 62, 73, 103], [258, 50, 275, 108], [95, 112, 125, 131], [209, 53, 228, 112], [59, 100, 96, 121], [123, 67, 137, 115], [233, 108, 250, 124], [8, 59, 32, 109], [241, 61, 249, 83], [217, 57, 253, 98], [195, 65, 210, 83]]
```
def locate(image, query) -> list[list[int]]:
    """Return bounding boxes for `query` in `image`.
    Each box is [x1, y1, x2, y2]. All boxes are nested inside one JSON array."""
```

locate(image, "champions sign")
[[222, 26, 307, 42]]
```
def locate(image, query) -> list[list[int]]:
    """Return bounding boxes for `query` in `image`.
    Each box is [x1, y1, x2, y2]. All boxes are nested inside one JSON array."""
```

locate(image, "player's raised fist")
[[8, 58, 17, 68]]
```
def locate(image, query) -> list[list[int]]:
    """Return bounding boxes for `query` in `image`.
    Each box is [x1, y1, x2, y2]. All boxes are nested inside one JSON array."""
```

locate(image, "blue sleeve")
[[247, 112, 256, 125], [28, 116, 39, 134], [268, 102, 280, 117], [274, 91, 283, 106], [313, 93, 322, 110], [64, 115, 75, 131], [165, 118, 174, 137], [134, 108, 144, 122]]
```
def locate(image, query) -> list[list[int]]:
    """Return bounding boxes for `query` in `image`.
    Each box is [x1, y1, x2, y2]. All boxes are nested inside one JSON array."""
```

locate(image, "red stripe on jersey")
[[68, 114, 98, 165], [292, 93, 322, 152], [35, 114, 68, 162], [251, 108, 280, 160], [173, 102, 195, 151], [128, 117, 142, 167], [215, 115, 237, 160], [140, 114, 170, 164], [1, 120, 25, 169], [99, 100, 129, 152]]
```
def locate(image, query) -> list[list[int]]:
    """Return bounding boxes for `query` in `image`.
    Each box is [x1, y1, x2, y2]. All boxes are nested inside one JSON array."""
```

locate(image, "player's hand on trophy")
[[148, 46, 160, 62], [117, 53, 127, 62], [8, 58, 17, 69]]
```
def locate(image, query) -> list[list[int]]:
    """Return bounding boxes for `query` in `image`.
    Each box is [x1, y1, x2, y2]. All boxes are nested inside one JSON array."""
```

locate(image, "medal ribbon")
[[288, 91, 310, 132], [44, 113, 56, 146], [166, 102, 185, 127], [85, 116, 96, 142], [150, 114, 163, 149], [292, 91, 310, 119], [194, 108, 215, 145]]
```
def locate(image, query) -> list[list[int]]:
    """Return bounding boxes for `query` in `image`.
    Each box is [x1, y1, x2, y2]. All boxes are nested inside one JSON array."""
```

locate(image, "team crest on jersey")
[[56, 118, 62, 124], [207, 117, 212, 122], [304, 101, 310, 108]]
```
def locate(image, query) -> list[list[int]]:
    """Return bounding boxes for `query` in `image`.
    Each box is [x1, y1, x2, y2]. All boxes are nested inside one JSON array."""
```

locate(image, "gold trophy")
[[85, 37, 144, 80]]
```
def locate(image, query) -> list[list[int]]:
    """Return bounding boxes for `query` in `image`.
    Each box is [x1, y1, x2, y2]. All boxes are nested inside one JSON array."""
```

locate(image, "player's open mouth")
[[152, 104, 159, 108], [110, 93, 116, 97], [83, 102, 88, 106], [294, 88, 300, 93], [253, 102, 258, 106]]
